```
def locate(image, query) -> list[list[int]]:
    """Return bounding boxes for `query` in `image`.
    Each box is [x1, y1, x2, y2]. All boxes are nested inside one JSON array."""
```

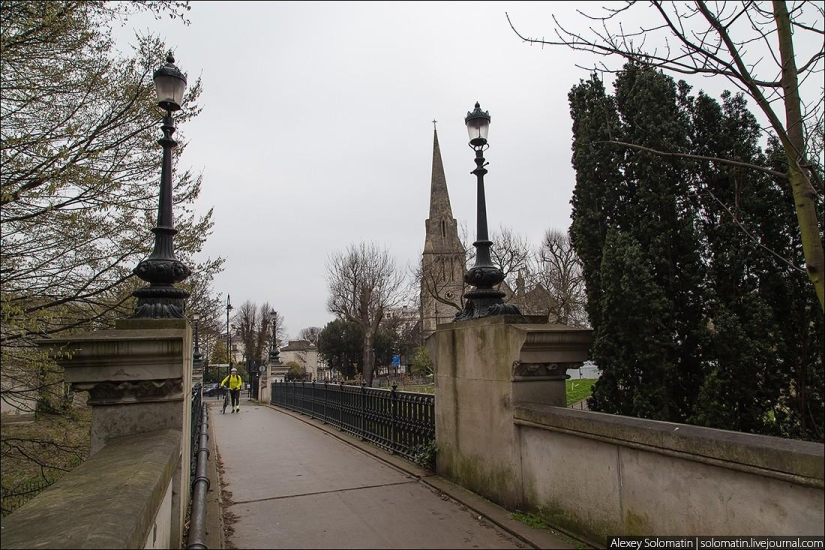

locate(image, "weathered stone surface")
[[34, 318, 192, 546], [515, 405, 824, 540], [435, 315, 824, 542], [0, 430, 181, 549], [514, 404, 825, 483], [435, 316, 592, 510]]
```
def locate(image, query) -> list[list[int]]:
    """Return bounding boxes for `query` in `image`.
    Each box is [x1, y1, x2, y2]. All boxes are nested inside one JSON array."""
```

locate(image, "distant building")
[[418, 128, 560, 335], [279, 340, 319, 381], [500, 271, 554, 320], [384, 305, 419, 335], [568, 361, 601, 380]]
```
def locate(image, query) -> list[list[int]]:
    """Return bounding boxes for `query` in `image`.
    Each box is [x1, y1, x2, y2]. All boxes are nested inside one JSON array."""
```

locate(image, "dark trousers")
[[230, 389, 240, 408]]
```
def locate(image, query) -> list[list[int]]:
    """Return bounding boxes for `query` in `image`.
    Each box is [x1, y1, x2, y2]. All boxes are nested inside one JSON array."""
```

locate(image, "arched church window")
[[441, 220, 446, 238]]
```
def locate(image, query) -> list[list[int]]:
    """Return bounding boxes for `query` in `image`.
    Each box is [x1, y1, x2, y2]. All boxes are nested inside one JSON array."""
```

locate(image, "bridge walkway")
[[207, 396, 578, 549]]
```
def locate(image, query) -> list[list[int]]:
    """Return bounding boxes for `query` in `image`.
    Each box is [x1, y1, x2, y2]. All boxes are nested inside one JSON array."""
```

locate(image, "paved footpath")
[[209, 397, 578, 549]]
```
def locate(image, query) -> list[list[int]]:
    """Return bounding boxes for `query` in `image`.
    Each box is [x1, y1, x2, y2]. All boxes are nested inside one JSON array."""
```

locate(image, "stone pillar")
[[434, 315, 591, 510], [259, 364, 270, 402], [39, 318, 192, 548]]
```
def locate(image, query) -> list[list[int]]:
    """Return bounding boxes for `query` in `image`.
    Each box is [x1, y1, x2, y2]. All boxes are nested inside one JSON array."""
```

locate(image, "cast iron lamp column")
[[132, 53, 191, 318], [455, 102, 521, 321], [192, 312, 203, 375], [269, 309, 281, 365], [226, 295, 233, 371]]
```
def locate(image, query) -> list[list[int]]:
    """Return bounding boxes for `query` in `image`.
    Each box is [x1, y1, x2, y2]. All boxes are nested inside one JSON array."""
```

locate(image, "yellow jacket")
[[221, 373, 243, 390]]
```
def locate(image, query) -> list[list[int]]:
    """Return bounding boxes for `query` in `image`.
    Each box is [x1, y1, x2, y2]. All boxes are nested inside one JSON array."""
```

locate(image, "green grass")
[[1, 407, 91, 516], [510, 511, 591, 549], [511, 510, 553, 529], [396, 384, 435, 394], [566, 378, 597, 406], [391, 380, 596, 403]]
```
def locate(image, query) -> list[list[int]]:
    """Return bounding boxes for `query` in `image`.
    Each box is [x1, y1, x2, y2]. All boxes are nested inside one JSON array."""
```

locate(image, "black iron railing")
[[190, 382, 202, 483], [271, 380, 435, 463], [186, 399, 210, 549]]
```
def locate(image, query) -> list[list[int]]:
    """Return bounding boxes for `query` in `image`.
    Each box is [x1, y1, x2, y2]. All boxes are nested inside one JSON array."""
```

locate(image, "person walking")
[[220, 367, 244, 413]]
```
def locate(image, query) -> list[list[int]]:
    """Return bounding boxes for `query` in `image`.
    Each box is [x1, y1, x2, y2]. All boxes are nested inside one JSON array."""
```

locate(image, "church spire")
[[421, 124, 465, 337], [428, 127, 454, 223]]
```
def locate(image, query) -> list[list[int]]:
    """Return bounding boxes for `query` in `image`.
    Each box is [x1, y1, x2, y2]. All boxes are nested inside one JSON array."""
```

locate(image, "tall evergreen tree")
[[570, 64, 824, 441], [612, 65, 710, 421], [589, 230, 674, 419], [686, 91, 786, 435], [573, 65, 709, 422], [568, 74, 625, 333]]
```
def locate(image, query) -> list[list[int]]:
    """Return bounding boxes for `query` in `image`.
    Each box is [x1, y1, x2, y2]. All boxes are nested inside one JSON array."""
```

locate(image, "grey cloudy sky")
[[111, 1, 796, 337]]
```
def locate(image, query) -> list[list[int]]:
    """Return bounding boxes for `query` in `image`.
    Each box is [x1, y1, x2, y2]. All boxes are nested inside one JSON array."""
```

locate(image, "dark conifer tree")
[[573, 65, 709, 421], [568, 74, 625, 334], [570, 64, 824, 441], [588, 230, 674, 419], [686, 91, 785, 435], [763, 139, 824, 441]]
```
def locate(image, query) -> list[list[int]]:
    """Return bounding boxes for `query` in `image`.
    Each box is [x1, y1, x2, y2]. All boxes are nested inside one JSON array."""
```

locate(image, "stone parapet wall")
[[30, 318, 193, 547], [515, 404, 824, 543], [0, 429, 181, 549], [434, 316, 825, 546]]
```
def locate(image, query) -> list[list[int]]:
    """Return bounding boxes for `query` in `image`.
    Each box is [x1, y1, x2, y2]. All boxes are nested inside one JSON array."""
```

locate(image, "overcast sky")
[[110, 1, 806, 338]]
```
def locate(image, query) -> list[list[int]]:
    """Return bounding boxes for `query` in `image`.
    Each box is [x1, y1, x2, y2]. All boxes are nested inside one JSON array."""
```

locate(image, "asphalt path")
[[211, 397, 529, 549]]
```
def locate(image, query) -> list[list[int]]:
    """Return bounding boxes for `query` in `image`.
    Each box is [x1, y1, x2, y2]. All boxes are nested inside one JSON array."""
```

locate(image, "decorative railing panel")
[[190, 382, 202, 483], [271, 381, 435, 462]]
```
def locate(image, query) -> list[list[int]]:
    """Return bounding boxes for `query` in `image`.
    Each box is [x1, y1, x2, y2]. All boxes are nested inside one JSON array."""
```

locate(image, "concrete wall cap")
[[515, 404, 824, 483], [0, 429, 182, 549], [37, 328, 187, 348]]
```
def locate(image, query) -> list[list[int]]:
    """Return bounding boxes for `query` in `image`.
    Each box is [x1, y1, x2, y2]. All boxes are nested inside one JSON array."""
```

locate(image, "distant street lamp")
[[230, 323, 236, 373], [455, 102, 521, 321], [192, 312, 203, 377], [132, 53, 191, 318], [226, 295, 233, 371], [269, 309, 280, 364]]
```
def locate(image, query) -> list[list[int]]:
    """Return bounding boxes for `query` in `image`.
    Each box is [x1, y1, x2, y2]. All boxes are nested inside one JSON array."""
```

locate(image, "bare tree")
[[326, 242, 406, 386], [507, 1, 824, 309], [530, 229, 588, 327], [297, 327, 322, 345], [490, 225, 532, 290], [235, 301, 273, 368], [416, 256, 464, 315]]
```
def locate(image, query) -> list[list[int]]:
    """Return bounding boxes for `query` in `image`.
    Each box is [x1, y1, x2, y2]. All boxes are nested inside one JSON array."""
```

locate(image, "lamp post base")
[[132, 286, 190, 319], [455, 287, 521, 321]]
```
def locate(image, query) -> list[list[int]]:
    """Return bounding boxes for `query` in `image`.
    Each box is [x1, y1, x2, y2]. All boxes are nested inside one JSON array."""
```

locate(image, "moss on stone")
[[438, 443, 522, 509]]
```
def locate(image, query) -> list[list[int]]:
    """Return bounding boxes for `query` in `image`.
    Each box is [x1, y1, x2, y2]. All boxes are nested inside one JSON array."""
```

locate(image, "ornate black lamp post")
[[455, 102, 521, 321], [132, 53, 191, 318]]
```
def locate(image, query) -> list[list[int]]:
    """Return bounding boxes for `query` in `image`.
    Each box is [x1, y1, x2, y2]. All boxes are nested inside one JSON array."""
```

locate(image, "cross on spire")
[[432, 119, 437, 130]]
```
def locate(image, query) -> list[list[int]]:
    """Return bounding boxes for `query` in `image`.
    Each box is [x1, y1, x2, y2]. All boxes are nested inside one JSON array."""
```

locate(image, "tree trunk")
[[362, 332, 374, 386], [774, 0, 825, 309]]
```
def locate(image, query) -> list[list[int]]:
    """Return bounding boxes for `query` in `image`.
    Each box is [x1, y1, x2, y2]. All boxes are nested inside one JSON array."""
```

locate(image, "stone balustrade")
[[0, 319, 192, 549], [1, 430, 180, 549], [433, 315, 825, 545]]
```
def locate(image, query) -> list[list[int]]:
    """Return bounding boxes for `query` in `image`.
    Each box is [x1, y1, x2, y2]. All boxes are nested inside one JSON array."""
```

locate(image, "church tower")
[[421, 126, 466, 338]]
